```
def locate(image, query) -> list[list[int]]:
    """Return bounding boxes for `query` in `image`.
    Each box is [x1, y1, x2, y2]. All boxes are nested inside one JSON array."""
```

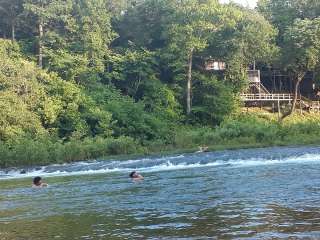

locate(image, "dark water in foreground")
[[1, 146, 320, 239]]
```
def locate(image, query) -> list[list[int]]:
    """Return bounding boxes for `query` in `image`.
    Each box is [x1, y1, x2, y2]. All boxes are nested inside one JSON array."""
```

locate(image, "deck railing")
[[241, 93, 320, 111], [240, 93, 293, 101]]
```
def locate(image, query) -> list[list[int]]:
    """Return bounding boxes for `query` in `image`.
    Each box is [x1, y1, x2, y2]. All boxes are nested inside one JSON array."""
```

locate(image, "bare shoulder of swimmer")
[[32, 183, 48, 188], [134, 174, 144, 180]]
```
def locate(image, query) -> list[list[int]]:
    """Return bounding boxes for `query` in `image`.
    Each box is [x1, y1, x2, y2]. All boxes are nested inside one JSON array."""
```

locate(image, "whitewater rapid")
[[1, 146, 320, 180]]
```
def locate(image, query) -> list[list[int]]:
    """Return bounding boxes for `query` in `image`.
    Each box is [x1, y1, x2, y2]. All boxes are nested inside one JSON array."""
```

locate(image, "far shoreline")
[[3, 138, 320, 170]]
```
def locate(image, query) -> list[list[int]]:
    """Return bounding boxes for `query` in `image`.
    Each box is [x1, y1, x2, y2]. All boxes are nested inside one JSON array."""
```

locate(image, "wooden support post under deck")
[[272, 103, 275, 113], [277, 99, 281, 121], [299, 100, 302, 115]]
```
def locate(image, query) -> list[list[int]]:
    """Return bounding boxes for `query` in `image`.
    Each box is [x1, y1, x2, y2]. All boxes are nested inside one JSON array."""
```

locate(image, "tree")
[[281, 17, 320, 118], [0, 39, 113, 141], [46, 0, 116, 84], [105, 49, 158, 98], [207, 5, 278, 92], [192, 75, 237, 125], [106, 0, 140, 18], [0, 0, 23, 40], [257, 0, 320, 36], [165, 0, 221, 115], [114, 0, 175, 50], [23, 0, 72, 68], [257, 0, 320, 118]]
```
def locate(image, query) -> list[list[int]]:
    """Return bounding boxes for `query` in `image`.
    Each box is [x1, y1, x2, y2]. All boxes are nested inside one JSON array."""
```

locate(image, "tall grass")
[[0, 136, 144, 168], [173, 112, 320, 150], [1, 112, 320, 168]]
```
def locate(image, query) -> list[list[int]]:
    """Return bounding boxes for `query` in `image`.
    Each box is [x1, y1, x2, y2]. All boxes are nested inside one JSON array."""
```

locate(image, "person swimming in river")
[[32, 176, 48, 188], [129, 171, 144, 180], [196, 146, 209, 153]]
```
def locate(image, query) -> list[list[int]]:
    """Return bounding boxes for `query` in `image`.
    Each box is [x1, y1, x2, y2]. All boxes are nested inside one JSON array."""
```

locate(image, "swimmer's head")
[[33, 176, 42, 186], [130, 171, 137, 178], [129, 171, 143, 180]]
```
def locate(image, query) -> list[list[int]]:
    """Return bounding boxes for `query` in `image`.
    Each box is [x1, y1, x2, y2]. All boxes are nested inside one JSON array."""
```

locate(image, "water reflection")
[[2, 204, 320, 239]]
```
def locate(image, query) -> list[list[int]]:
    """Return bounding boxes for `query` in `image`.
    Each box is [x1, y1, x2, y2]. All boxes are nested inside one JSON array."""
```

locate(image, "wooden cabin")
[[248, 70, 260, 83], [205, 60, 226, 71]]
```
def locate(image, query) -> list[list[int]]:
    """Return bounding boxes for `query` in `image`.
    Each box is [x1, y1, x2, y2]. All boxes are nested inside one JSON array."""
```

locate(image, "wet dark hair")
[[33, 176, 42, 185], [129, 171, 136, 178]]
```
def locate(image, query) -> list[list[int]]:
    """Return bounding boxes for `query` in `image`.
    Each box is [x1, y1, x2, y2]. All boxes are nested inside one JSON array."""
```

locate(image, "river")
[[1, 146, 320, 239]]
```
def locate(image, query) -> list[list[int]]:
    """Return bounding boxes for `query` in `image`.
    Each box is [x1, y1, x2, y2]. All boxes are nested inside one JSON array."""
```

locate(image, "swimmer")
[[196, 146, 209, 153], [129, 171, 144, 180], [32, 176, 48, 188]]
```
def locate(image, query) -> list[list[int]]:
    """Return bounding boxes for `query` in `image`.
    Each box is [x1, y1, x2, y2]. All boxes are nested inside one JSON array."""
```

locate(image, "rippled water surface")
[[1, 146, 320, 239]]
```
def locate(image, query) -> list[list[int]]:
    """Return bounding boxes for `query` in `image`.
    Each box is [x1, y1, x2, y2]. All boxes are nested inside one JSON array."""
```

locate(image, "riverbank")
[[1, 111, 320, 168]]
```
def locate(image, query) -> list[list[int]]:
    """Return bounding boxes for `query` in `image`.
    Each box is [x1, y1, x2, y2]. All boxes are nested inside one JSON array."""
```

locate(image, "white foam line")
[[1, 153, 320, 180], [0, 167, 133, 180]]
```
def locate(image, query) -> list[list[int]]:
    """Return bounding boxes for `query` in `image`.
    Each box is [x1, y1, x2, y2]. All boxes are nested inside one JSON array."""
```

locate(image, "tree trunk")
[[11, 22, 15, 41], [186, 48, 193, 115], [38, 20, 43, 68], [281, 75, 303, 119], [290, 78, 301, 113]]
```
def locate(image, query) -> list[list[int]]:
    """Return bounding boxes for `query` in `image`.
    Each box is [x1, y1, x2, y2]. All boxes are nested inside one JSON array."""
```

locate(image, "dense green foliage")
[[0, 0, 319, 167]]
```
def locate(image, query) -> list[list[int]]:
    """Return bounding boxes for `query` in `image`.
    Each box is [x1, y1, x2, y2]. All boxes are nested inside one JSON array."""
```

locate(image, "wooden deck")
[[241, 93, 320, 112], [242, 80, 320, 112]]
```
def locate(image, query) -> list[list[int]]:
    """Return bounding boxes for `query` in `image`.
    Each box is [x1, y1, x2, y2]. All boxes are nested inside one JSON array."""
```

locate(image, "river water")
[[1, 146, 320, 239]]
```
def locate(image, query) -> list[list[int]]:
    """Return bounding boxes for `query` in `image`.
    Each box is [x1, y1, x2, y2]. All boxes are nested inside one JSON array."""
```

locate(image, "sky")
[[219, 0, 258, 9]]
